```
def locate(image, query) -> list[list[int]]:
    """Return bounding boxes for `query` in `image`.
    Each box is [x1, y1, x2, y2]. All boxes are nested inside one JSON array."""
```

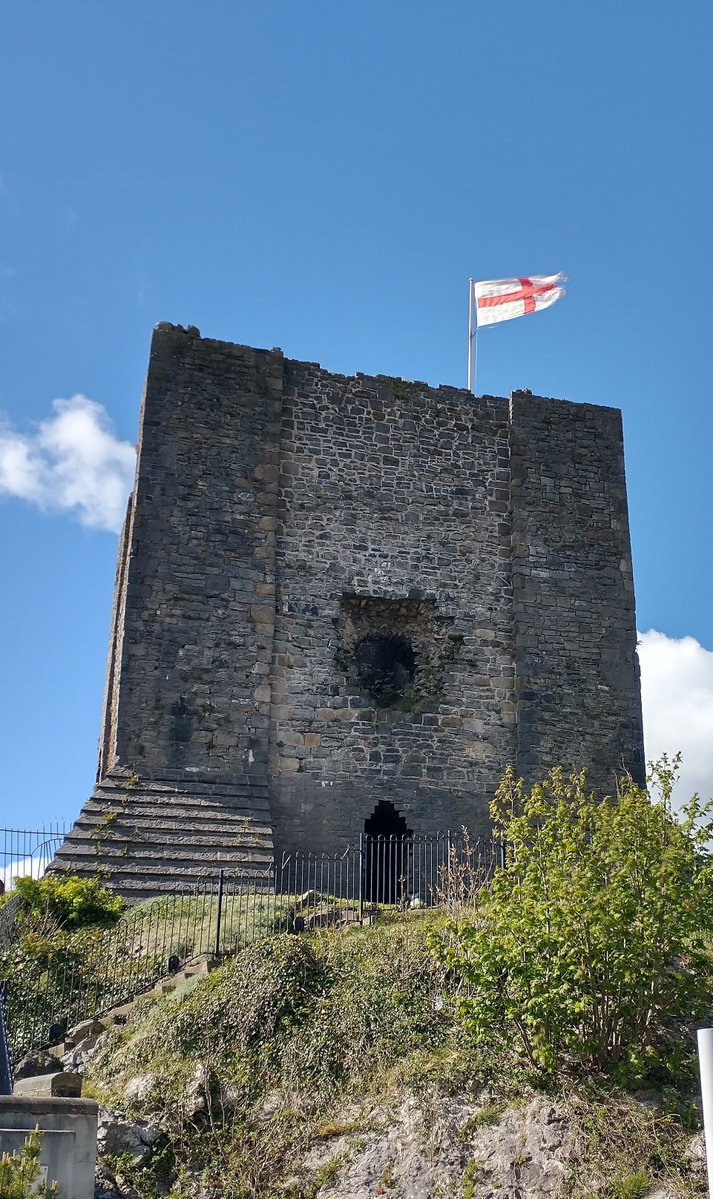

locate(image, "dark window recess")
[[353, 635, 415, 706]]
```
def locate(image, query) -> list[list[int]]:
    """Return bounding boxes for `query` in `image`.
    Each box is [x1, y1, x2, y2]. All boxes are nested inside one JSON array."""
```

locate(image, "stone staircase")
[[13, 957, 221, 1088], [51, 772, 275, 902]]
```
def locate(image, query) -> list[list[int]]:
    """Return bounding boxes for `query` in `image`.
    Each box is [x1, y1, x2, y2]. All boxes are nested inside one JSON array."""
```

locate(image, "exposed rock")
[[301, 1094, 576, 1199], [12, 1049, 58, 1080], [97, 1106, 162, 1165], [63, 1029, 108, 1074], [94, 1163, 141, 1198], [686, 1131, 706, 1165], [182, 1062, 210, 1117], [124, 1074, 157, 1105], [68, 1017, 107, 1043]]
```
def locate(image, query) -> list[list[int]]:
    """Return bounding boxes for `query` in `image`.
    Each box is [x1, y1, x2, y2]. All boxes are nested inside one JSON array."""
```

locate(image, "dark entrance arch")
[[363, 801, 412, 905]]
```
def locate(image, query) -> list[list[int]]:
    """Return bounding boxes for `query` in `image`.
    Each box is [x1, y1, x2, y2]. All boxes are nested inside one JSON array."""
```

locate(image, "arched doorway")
[[363, 801, 412, 904]]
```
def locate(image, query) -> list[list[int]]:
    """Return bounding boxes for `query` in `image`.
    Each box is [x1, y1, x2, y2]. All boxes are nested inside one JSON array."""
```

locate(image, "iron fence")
[[0, 983, 12, 1095], [0, 823, 68, 892], [1, 831, 502, 1060]]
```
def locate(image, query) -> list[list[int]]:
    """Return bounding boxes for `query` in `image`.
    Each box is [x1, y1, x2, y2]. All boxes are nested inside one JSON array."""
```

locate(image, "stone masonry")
[[53, 324, 644, 898]]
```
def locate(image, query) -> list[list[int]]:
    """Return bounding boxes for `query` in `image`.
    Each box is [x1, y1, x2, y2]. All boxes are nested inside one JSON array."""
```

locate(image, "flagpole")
[[467, 278, 474, 392]]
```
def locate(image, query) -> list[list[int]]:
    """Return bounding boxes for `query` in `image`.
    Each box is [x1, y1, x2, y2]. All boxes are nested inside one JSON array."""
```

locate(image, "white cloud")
[[638, 629, 713, 807], [0, 854, 50, 889], [0, 396, 135, 532]]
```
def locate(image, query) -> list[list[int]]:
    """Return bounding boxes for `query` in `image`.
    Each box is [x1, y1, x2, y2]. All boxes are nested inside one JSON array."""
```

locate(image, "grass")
[[71, 913, 707, 1199], [86, 916, 458, 1195], [3, 884, 357, 1058]]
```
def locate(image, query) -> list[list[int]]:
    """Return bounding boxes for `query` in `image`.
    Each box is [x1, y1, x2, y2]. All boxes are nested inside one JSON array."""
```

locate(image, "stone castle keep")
[[55, 323, 644, 899]]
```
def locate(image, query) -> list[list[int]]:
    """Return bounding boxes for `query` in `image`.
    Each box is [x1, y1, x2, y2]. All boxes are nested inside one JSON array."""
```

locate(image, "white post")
[[467, 278, 474, 392], [698, 1028, 713, 1199]]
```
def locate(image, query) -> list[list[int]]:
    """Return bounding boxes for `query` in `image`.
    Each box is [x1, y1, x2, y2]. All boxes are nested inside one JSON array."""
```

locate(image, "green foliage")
[[460, 1158, 482, 1199], [609, 1170, 650, 1199], [11, 874, 124, 929], [84, 904, 706, 1198], [0, 877, 124, 1054], [92, 919, 451, 1107], [88, 918, 457, 1196], [433, 758, 713, 1079], [0, 1129, 59, 1197]]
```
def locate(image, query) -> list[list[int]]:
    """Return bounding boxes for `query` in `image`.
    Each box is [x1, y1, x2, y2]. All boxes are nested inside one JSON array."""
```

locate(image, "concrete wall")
[[0, 1097, 97, 1199]]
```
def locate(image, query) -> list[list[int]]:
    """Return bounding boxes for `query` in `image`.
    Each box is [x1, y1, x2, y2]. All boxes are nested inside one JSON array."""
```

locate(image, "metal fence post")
[[698, 1028, 713, 1199], [0, 982, 12, 1095], [358, 833, 364, 923], [499, 840, 507, 871], [214, 870, 225, 959], [446, 828, 452, 897]]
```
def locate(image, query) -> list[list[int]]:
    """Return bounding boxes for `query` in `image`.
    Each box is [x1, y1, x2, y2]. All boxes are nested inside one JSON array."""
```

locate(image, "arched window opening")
[[354, 635, 415, 707]]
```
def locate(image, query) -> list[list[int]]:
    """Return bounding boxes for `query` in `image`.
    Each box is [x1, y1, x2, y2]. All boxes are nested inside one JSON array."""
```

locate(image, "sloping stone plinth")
[[52, 772, 274, 902]]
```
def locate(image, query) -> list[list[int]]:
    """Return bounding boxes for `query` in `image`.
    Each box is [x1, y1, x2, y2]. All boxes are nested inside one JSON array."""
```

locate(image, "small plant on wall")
[[0, 1128, 59, 1197]]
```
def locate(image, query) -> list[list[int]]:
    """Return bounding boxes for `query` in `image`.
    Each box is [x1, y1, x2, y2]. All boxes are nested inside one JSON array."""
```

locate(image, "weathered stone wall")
[[510, 393, 644, 794], [269, 365, 515, 855], [99, 326, 284, 784], [58, 325, 644, 892]]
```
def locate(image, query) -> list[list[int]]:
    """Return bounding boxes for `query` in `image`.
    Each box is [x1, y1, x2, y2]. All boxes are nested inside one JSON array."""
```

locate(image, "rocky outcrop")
[[89, 1086, 707, 1199], [295, 1094, 576, 1199]]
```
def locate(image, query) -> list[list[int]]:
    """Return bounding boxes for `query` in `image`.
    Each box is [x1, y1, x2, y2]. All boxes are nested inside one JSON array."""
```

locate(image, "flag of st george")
[[473, 275, 566, 327]]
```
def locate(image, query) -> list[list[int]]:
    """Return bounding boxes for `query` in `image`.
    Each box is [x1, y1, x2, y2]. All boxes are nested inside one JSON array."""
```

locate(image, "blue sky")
[[1, 1, 712, 829]]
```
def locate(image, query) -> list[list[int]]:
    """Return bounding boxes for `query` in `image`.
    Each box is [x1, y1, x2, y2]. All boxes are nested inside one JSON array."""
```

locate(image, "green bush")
[[433, 758, 713, 1079], [91, 919, 451, 1109], [0, 1128, 59, 1197], [87, 919, 456, 1197], [10, 874, 124, 929]]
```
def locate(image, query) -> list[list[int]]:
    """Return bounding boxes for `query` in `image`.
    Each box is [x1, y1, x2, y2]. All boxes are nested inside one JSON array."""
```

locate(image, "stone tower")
[[54, 324, 644, 899]]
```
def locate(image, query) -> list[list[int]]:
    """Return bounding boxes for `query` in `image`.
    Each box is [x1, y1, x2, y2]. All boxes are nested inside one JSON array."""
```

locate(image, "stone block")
[[14, 1072, 83, 1099], [0, 1096, 98, 1199]]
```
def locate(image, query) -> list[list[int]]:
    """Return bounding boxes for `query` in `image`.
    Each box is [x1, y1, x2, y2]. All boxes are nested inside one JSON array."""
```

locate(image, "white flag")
[[473, 274, 566, 327]]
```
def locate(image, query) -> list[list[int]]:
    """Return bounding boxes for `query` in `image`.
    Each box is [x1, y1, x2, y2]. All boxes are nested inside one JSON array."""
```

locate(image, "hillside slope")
[[80, 914, 707, 1199]]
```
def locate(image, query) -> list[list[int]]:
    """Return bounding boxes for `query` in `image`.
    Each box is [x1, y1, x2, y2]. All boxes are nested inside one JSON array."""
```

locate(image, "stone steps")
[[64, 810, 274, 840], [49, 864, 273, 905], [54, 829, 274, 853], [60, 867, 273, 904], [44, 959, 221, 1061], [52, 773, 276, 902], [52, 843, 274, 869]]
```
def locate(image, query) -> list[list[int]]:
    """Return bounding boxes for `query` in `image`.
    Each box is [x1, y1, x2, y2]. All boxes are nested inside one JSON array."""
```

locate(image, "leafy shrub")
[[0, 1128, 58, 1196], [92, 919, 451, 1107], [432, 758, 713, 1079], [10, 874, 124, 929], [88, 919, 456, 1197]]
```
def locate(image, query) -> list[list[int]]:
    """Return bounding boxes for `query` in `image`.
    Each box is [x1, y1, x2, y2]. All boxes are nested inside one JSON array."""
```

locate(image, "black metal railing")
[[0, 823, 68, 892], [0, 983, 12, 1095], [1, 832, 501, 1060]]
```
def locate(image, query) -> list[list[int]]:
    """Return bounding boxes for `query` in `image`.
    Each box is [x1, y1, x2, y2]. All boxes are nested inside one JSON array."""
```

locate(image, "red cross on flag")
[[473, 274, 566, 327]]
